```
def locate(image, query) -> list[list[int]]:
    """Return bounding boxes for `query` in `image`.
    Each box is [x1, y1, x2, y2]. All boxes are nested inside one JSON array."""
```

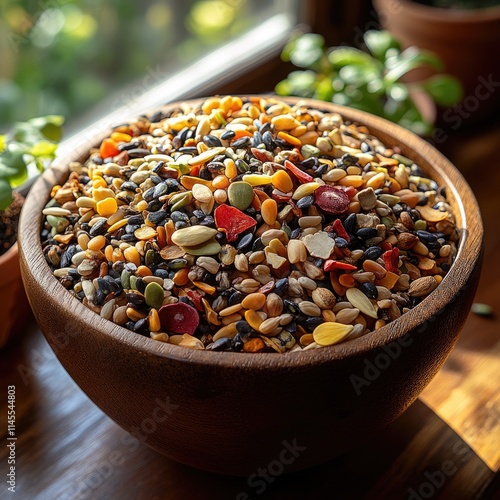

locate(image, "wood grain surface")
[[1, 112, 499, 499]]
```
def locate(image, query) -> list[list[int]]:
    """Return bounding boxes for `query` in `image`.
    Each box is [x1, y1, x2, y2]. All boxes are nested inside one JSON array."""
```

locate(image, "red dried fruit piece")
[[383, 247, 401, 275], [100, 138, 119, 159], [284, 159, 314, 184], [324, 260, 357, 272], [341, 186, 356, 199], [186, 289, 204, 311], [332, 219, 350, 243], [214, 204, 257, 242], [158, 302, 199, 334], [314, 185, 350, 214], [381, 241, 393, 252]]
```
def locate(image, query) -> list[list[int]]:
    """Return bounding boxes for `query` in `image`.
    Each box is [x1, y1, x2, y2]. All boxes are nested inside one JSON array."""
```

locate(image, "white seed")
[[287, 239, 307, 264], [299, 216, 322, 229], [192, 183, 213, 203], [346, 288, 378, 319], [234, 253, 249, 272], [100, 299, 116, 320], [335, 308, 360, 324], [197, 256, 220, 274], [42, 207, 72, 217], [259, 317, 282, 335], [298, 301, 322, 317], [298, 276, 317, 290]]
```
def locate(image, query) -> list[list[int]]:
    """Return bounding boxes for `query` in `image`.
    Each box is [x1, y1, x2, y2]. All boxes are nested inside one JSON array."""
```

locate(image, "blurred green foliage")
[[276, 30, 463, 136], [0, 115, 64, 209], [0, 0, 269, 130]]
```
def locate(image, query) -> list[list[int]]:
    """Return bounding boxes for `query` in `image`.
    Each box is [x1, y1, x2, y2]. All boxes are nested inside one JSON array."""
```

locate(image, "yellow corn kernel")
[[110, 132, 132, 143], [104, 244, 114, 262], [112, 248, 124, 263], [272, 170, 293, 193], [93, 187, 115, 201], [202, 96, 221, 114], [243, 174, 273, 186], [277, 131, 302, 148], [87, 235, 107, 252], [337, 175, 364, 188], [173, 268, 190, 286], [245, 309, 264, 331], [261, 199, 278, 226], [126, 307, 147, 321], [165, 220, 175, 246], [157, 225, 167, 248], [224, 158, 238, 179], [107, 218, 128, 234], [136, 265, 153, 277], [92, 177, 107, 189], [96, 197, 118, 217], [123, 246, 141, 267], [211, 174, 230, 190], [149, 309, 161, 332], [136, 200, 148, 211]]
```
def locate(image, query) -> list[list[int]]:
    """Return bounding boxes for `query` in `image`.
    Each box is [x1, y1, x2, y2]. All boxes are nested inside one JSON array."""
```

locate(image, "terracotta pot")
[[374, 0, 500, 123], [18, 97, 483, 475], [0, 242, 31, 348]]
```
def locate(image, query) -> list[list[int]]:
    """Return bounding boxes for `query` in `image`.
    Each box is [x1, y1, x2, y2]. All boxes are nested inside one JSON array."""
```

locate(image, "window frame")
[[63, 0, 372, 141]]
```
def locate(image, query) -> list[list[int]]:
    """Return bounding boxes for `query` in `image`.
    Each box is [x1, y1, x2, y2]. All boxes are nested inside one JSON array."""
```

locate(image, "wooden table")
[[1, 121, 499, 500]]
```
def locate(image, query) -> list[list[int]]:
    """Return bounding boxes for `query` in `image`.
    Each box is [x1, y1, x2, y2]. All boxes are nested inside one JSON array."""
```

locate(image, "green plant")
[[275, 30, 463, 135], [413, 0, 500, 8], [0, 116, 64, 210]]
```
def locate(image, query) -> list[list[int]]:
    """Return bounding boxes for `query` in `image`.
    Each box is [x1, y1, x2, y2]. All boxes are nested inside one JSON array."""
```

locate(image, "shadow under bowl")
[[18, 97, 483, 476]]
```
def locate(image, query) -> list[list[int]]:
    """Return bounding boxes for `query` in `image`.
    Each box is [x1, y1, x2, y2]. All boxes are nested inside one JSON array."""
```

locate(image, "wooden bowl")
[[18, 97, 483, 476]]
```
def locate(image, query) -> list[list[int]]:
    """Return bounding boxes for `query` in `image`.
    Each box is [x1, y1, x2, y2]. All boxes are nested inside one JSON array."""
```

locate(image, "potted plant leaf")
[[275, 30, 462, 136], [373, 0, 500, 122], [0, 116, 63, 348]]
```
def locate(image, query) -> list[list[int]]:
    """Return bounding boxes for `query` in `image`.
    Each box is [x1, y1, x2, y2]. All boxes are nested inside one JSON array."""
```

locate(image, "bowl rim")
[[18, 95, 483, 370]]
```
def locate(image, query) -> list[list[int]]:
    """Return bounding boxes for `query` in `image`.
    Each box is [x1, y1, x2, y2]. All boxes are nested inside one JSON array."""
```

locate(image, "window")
[[0, 0, 299, 132]]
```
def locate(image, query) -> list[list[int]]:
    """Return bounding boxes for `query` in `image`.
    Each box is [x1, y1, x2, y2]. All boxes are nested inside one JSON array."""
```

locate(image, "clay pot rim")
[[18, 96, 483, 370], [379, 0, 500, 24], [0, 242, 20, 284], [0, 241, 18, 267], [0, 178, 36, 281]]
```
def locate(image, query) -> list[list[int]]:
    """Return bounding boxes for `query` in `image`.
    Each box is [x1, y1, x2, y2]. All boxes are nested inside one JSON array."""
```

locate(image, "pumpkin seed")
[[313, 322, 353, 346], [171, 226, 218, 246], [346, 288, 378, 319]]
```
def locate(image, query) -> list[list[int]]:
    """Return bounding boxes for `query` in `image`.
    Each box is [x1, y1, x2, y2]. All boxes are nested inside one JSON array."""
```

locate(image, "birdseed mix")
[[41, 96, 458, 353]]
